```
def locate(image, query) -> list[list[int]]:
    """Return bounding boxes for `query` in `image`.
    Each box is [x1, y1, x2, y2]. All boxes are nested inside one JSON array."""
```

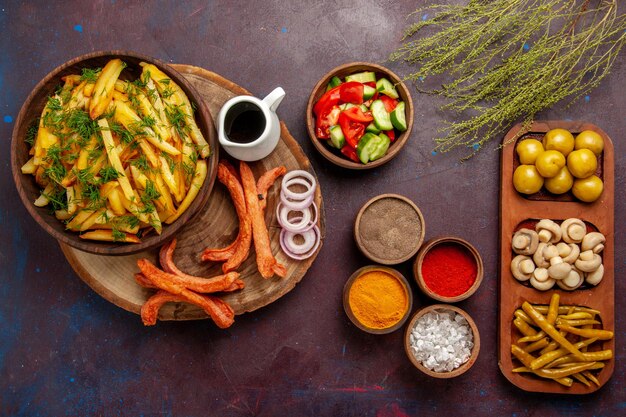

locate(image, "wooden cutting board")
[[498, 121, 614, 394], [60, 65, 325, 320]]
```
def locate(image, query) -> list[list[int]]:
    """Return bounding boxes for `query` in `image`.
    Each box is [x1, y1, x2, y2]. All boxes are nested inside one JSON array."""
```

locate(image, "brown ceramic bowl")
[[10, 50, 218, 255], [343, 265, 414, 335], [404, 304, 480, 378], [413, 236, 483, 302], [306, 62, 413, 170], [354, 194, 425, 265]]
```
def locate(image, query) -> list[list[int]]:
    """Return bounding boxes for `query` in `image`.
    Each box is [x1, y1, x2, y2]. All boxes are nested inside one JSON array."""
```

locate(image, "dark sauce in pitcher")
[[225, 102, 266, 143]]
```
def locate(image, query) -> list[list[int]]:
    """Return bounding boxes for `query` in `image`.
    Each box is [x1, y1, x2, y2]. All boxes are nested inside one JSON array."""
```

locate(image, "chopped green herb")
[[43, 187, 68, 212], [76, 168, 95, 185], [141, 180, 161, 205], [46, 97, 63, 112], [111, 228, 127, 242], [80, 67, 101, 83], [66, 109, 99, 146], [130, 154, 150, 171], [25, 121, 39, 146], [165, 104, 189, 137], [99, 166, 120, 183], [108, 120, 135, 144]]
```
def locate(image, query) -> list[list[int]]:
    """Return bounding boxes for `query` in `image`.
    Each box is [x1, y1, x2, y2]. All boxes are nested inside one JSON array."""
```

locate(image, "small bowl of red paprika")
[[306, 62, 414, 170], [413, 236, 484, 303]]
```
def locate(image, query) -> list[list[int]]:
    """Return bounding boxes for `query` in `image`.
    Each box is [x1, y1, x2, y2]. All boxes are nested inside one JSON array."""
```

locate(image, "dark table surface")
[[1, 1, 624, 416]]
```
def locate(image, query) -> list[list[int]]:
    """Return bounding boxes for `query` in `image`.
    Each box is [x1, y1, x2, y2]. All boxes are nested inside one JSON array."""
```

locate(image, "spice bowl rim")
[[354, 193, 426, 265], [413, 236, 484, 302], [404, 303, 481, 379], [305, 61, 414, 170], [343, 265, 414, 335]]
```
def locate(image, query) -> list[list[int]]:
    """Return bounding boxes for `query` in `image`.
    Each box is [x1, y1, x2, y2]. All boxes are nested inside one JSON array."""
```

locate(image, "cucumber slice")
[[326, 76, 342, 91], [345, 71, 377, 83], [390, 101, 407, 131], [366, 122, 380, 134], [356, 133, 379, 164], [359, 104, 369, 113], [329, 125, 345, 149], [370, 100, 393, 131], [370, 133, 391, 161], [376, 78, 399, 99], [339, 103, 356, 111], [363, 85, 376, 100]]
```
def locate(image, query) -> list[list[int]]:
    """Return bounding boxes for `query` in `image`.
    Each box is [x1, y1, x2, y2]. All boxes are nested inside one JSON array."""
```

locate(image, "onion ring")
[[279, 225, 321, 260], [277, 201, 320, 233], [280, 191, 314, 211], [278, 201, 318, 233], [281, 177, 315, 201], [281, 170, 316, 201], [284, 227, 317, 254]]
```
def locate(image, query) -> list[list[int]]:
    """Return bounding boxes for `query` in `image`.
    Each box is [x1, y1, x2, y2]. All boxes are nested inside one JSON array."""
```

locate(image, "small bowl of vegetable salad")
[[306, 62, 413, 170]]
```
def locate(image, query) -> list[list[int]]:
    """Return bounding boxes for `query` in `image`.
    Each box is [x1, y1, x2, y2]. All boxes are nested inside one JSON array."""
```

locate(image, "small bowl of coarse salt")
[[404, 304, 480, 378]]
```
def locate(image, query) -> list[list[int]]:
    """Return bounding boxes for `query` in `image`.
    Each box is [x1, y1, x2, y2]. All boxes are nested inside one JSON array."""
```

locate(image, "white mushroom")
[[557, 269, 583, 290], [575, 250, 602, 273], [536, 219, 562, 244], [533, 267, 549, 282], [561, 243, 580, 264], [581, 232, 606, 254], [520, 258, 536, 275], [585, 264, 605, 286], [548, 259, 571, 280], [533, 242, 550, 268], [562, 269, 582, 287], [556, 242, 571, 257], [560, 218, 586, 243], [530, 276, 556, 291], [543, 244, 559, 260], [511, 228, 539, 255], [511, 255, 533, 281]]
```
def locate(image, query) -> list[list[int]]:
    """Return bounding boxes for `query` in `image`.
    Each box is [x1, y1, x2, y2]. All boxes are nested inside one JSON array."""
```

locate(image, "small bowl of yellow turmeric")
[[343, 265, 413, 334]]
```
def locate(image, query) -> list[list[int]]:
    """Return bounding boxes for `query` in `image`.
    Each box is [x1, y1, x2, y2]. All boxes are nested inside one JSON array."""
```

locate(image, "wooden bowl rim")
[[10, 50, 218, 256], [343, 265, 414, 334], [305, 62, 414, 170], [354, 193, 425, 265], [413, 236, 484, 302], [404, 304, 481, 378]]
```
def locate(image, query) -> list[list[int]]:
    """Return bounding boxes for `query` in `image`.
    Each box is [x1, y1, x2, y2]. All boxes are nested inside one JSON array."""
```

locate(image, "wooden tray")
[[60, 65, 325, 320], [498, 121, 614, 394]]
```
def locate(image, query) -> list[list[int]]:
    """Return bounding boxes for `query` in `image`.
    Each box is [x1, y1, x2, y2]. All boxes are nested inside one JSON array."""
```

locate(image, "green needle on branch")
[[390, 0, 626, 158]]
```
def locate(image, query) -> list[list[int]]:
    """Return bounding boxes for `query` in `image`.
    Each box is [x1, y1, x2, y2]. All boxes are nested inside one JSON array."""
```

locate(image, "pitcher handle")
[[262, 87, 286, 112]]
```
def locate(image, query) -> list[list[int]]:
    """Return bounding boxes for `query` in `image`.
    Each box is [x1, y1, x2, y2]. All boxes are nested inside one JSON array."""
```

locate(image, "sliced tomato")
[[339, 81, 364, 104], [342, 106, 374, 123], [315, 105, 341, 139], [339, 112, 365, 148], [384, 129, 396, 142], [313, 85, 341, 116], [341, 145, 360, 163], [380, 95, 398, 113]]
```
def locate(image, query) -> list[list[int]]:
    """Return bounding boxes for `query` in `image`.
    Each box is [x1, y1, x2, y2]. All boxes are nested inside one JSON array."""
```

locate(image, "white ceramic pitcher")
[[218, 87, 286, 161]]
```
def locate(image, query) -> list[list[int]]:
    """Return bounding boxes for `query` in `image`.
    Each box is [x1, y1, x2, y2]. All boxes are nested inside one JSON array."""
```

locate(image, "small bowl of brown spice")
[[354, 194, 425, 265]]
